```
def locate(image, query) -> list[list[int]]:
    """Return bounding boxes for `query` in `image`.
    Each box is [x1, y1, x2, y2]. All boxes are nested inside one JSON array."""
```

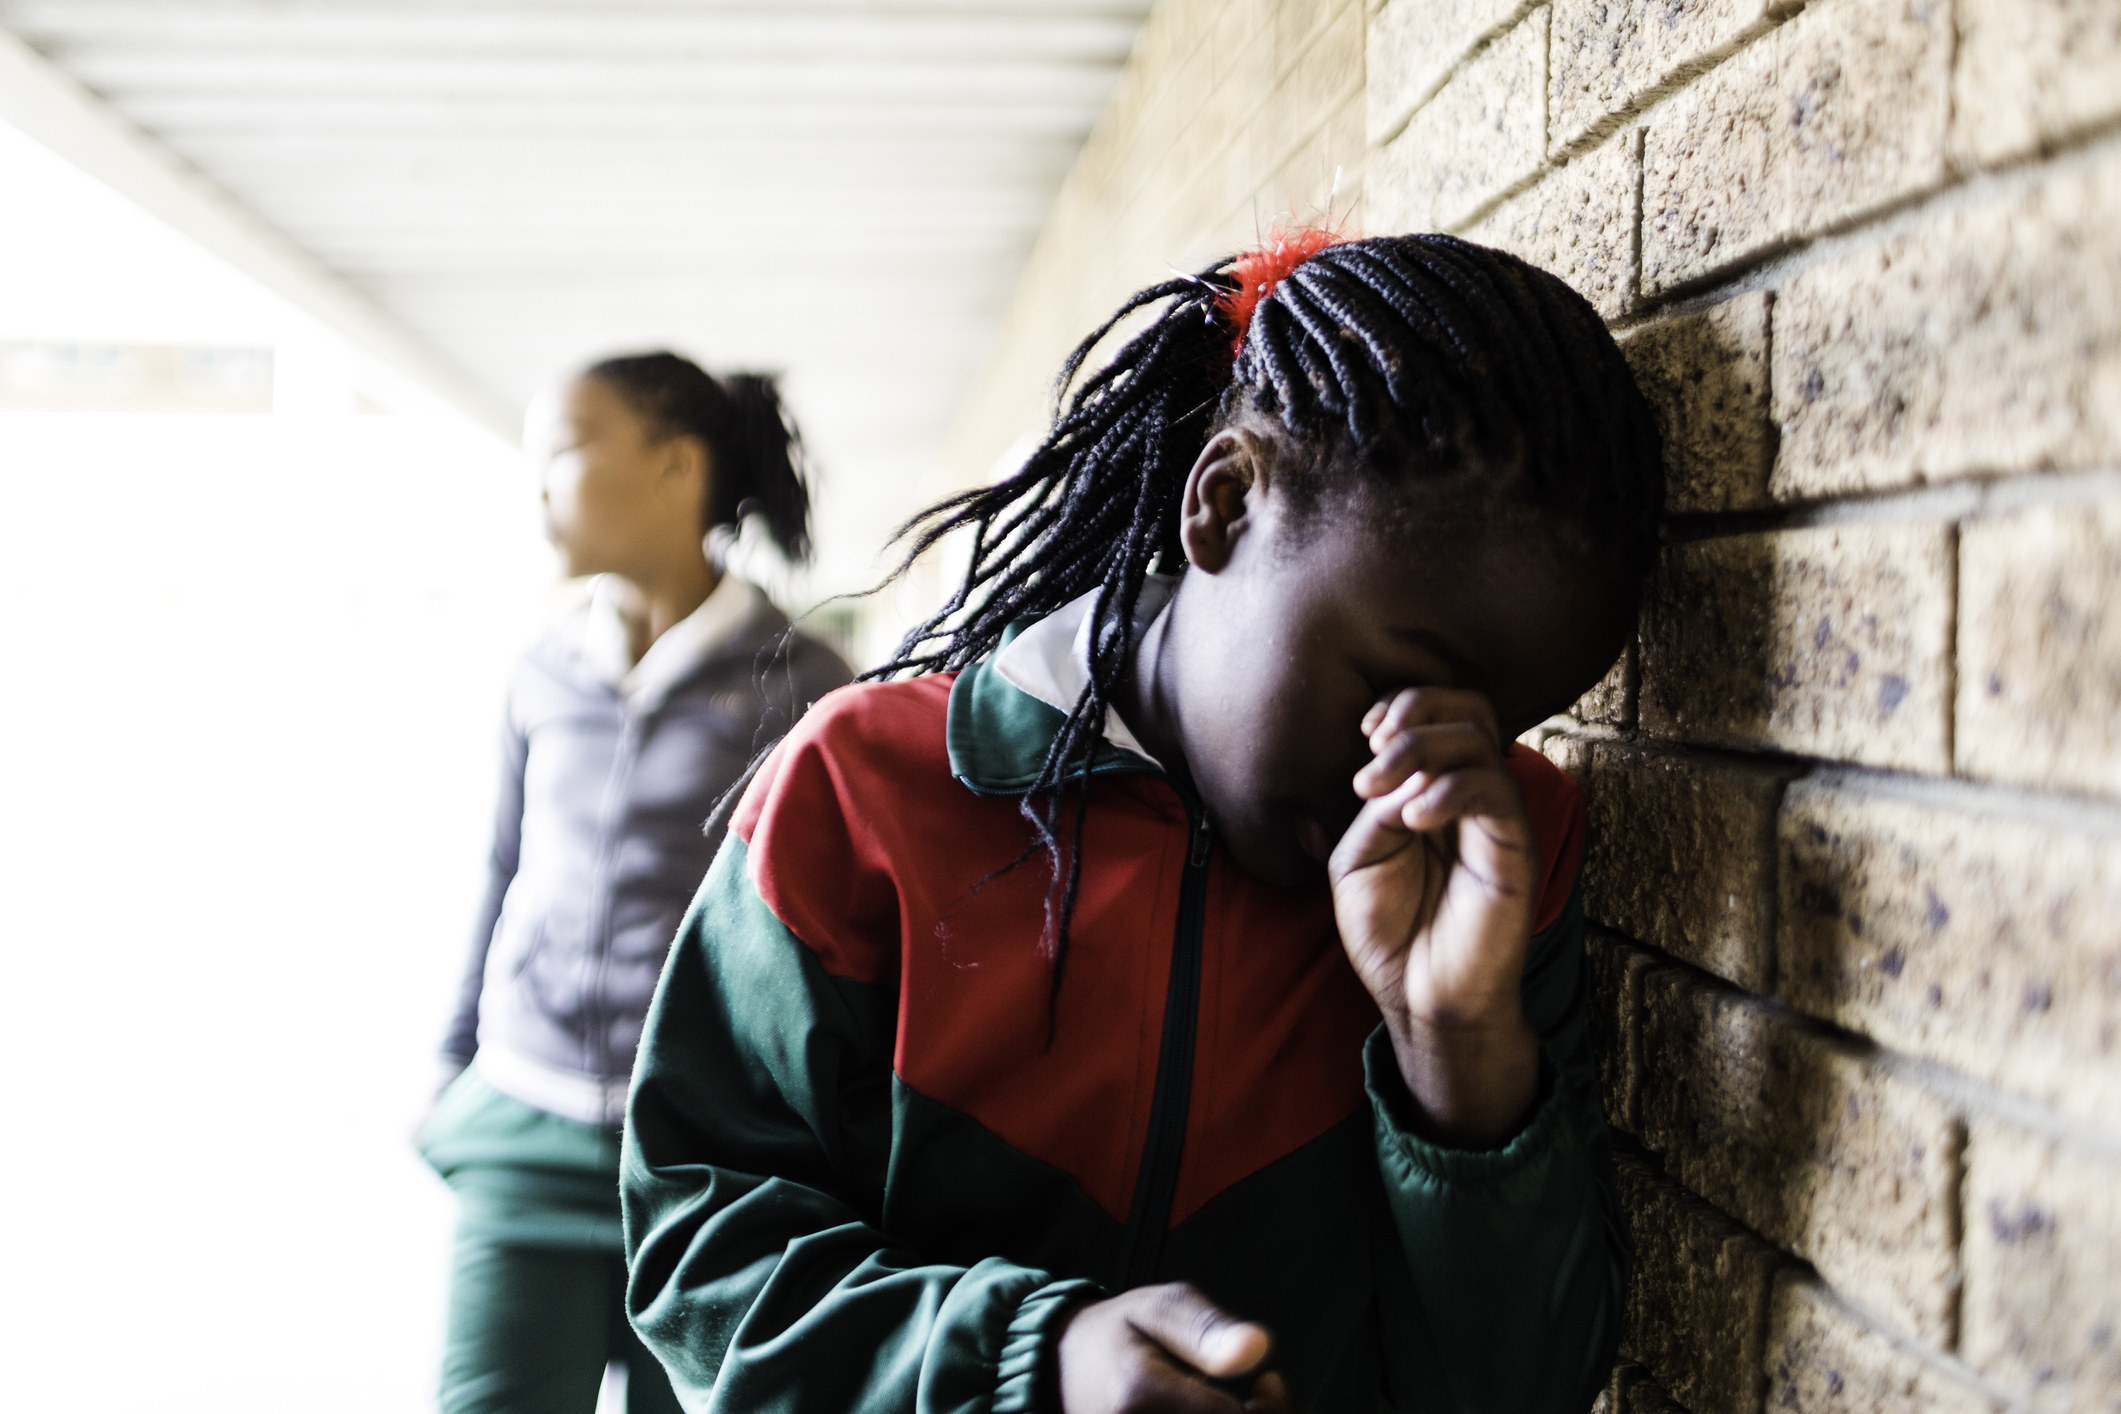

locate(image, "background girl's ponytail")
[[583, 352, 815, 564]]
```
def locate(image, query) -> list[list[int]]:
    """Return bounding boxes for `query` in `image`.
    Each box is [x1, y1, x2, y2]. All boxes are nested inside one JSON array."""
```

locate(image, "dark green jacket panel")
[[1368, 889, 1627, 1413], [882, 1085, 1125, 1282], [623, 834, 1095, 1414], [1156, 1113, 1386, 1407]]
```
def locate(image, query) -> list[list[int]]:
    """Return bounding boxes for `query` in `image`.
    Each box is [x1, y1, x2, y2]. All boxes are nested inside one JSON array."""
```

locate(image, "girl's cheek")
[[542, 450, 586, 523]]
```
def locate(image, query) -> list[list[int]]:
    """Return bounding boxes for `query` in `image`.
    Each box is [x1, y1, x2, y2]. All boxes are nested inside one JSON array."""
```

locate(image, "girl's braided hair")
[[869, 231, 1663, 980], [586, 352, 816, 563]]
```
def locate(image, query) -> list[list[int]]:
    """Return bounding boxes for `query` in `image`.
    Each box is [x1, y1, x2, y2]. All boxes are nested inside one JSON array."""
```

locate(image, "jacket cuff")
[[1365, 1025, 1565, 1189], [991, 1276, 1102, 1414]]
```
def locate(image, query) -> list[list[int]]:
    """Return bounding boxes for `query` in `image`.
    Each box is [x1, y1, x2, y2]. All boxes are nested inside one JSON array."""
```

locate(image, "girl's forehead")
[[1299, 504, 1615, 653], [566, 374, 624, 418], [565, 376, 656, 441]]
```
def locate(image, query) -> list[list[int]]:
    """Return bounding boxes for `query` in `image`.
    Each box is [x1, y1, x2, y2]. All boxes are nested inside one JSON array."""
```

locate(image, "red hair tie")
[[1219, 223, 1348, 360]]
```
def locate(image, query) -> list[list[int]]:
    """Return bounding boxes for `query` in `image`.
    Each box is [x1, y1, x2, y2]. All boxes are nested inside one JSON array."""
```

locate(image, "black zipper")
[[1114, 797, 1212, 1288]]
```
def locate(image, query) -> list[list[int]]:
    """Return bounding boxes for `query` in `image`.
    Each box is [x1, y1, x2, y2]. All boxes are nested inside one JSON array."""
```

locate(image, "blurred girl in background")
[[419, 353, 851, 1413]]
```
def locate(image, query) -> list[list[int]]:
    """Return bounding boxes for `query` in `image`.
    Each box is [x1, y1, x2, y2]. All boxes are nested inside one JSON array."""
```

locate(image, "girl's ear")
[[658, 433, 714, 521], [1179, 429, 1265, 573]]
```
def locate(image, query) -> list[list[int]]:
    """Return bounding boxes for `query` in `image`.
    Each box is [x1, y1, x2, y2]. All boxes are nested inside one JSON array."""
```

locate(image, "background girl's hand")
[[1055, 1283, 1291, 1414], [1327, 687, 1541, 1148]]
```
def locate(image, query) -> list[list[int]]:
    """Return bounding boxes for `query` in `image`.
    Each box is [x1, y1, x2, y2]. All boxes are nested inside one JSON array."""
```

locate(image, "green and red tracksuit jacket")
[[621, 647, 1626, 1413]]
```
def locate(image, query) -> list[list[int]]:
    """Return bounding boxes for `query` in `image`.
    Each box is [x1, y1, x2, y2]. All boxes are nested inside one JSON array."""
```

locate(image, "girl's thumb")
[[1129, 1283, 1272, 1377]]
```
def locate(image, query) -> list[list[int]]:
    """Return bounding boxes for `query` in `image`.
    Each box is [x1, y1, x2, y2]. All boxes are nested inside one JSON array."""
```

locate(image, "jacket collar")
[[550, 572, 789, 708], [945, 582, 1173, 797]]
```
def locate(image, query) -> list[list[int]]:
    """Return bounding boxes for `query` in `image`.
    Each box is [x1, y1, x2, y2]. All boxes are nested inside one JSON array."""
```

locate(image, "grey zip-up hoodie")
[[443, 575, 851, 1125]]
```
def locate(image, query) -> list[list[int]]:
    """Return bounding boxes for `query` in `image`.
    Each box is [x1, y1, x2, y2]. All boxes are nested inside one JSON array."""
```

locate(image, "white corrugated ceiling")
[[0, 0, 1152, 593]]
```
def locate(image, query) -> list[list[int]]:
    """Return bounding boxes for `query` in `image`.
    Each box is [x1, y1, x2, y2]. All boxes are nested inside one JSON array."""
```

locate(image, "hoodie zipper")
[[585, 709, 644, 1096], [1114, 798, 1212, 1288]]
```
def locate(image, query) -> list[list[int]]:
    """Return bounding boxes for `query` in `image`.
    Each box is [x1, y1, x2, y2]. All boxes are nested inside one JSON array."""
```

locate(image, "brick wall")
[[1361, 0, 2121, 1406], [936, 0, 1368, 496], [946, 1, 2121, 1408]]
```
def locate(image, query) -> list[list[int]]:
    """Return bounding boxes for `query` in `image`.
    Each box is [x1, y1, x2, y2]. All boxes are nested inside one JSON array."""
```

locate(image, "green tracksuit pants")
[[422, 1069, 680, 1414], [441, 1235, 680, 1414]]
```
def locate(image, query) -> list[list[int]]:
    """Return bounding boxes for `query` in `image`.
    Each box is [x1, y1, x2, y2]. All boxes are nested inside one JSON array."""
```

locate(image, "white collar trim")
[[990, 577, 1176, 763], [580, 571, 763, 705]]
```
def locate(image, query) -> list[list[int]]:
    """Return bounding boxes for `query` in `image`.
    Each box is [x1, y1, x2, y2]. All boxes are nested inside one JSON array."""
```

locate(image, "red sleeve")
[[729, 678, 956, 986], [1505, 743, 1588, 935]]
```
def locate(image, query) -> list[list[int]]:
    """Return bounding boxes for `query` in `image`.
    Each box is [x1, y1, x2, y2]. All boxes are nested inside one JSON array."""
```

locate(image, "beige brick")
[[1276, 0, 1358, 84], [1620, 292, 1774, 512], [1767, 1274, 2010, 1414], [1207, 0, 1271, 90], [1778, 778, 2121, 1129], [1368, 6, 1546, 232], [1616, 1150, 1783, 1414], [1620, 1374, 1689, 1413], [1959, 503, 2121, 797], [1252, 5, 1366, 181], [1366, 0, 1531, 143], [1549, 0, 1779, 154], [1636, 969, 1960, 1344], [1585, 929, 1659, 1132], [1636, 524, 1954, 772], [1642, 0, 1951, 294], [1465, 124, 1640, 319], [1582, 741, 1791, 990], [1963, 1119, 2121, 1411], [1772, 151, 2121, 498], [1259, 95, 1367, 230], [1574, 639, 1636, 727], [1538, 729, 1594, 785], [1951, 0, 2121, 171]]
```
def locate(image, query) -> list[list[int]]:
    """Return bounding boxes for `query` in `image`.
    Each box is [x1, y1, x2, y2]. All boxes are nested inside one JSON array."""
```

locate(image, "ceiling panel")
[[0, 0, 1152, 594]]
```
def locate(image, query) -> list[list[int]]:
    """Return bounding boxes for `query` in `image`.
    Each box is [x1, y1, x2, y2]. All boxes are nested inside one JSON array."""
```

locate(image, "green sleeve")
[[1367, 887, 1627, 1414], [621, 835, 1097, 1414]]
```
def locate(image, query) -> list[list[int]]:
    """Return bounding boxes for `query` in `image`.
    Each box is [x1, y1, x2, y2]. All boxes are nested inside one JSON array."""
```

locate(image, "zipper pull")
[[1188, 810, 1211, 869]]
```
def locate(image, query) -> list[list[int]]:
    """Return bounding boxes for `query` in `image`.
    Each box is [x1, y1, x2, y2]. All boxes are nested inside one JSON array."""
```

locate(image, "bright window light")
[[0, 117, 554, 1411]]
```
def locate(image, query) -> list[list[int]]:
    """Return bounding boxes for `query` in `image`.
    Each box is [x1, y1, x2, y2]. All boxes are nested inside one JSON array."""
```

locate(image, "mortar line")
[[1554, 721, 2121, 832], [1436, 5, 1558, 233], [1942, 521, 1960, 779], [1881, 1047, 2121, 1162], [1543, 3, 1805, 170], [1944, 1112, 1967, 1356], [1661, 466, 2121, 540], [1629, 125, 1647, 322], [1941, 0, 1964, 184], [1789, 761, 2121, 834], [1781, 1259, 2030, 1412], [1367, 0, 1547, 151], [1598, 919, 2121, 1160], [1612, 113, 2121, 325]]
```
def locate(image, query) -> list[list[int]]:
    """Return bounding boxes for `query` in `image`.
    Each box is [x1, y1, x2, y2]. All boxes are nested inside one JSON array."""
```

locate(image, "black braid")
[[867, 233, 1663, 1005], [586, 352, 815, 563]]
